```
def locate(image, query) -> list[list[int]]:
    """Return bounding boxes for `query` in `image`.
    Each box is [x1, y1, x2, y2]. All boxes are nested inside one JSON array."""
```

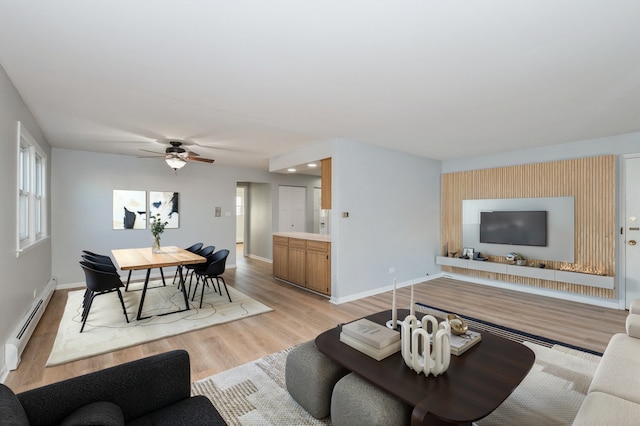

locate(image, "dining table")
[[111, 246, 207, 320]]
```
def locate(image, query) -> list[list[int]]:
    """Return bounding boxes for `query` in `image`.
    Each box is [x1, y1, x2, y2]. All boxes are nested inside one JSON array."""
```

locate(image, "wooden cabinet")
[[321, 158, 331, 210], [288, 238, 307, 285], [305, 240, 331, 294], [273, 235, 331, 296], [273, 235, 289, 280]]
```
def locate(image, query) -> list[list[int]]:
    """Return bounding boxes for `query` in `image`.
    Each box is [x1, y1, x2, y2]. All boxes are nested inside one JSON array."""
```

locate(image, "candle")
[[410, 284, 414, 316], [391, 278, 397, 328]]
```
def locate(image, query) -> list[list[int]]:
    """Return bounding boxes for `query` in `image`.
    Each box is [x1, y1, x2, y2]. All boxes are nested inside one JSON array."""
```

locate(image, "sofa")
[[1, 350, 226, 426], [572, 300, 640, 425]]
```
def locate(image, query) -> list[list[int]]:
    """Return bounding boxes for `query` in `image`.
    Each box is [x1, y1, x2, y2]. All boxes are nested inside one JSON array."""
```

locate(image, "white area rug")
[[192, 342, 600, 426], [47, 280, 273, 366]]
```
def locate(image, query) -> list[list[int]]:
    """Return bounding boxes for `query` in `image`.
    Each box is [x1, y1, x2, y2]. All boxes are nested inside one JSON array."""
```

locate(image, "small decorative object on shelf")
[[150, 214, 168, 253], [506, 252, 526, 265], [401, 315, 451, 377], [462, 247, 474, 259]]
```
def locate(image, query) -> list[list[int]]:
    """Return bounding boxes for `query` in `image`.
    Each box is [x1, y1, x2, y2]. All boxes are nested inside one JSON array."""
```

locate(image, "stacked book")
[[449, 330, 482, 355], [340, 318, 401, 361]]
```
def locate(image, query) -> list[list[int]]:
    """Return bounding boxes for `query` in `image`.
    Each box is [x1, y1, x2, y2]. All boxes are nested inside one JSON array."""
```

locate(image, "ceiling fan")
[[140, 140, 215, 171]]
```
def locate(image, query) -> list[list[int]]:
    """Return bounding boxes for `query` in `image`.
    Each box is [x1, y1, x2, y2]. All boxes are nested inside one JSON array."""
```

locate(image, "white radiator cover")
[[5, 277, 57, 370]]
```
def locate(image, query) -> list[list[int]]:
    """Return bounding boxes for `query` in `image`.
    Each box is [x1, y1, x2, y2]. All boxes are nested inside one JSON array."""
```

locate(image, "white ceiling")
[[1, 1, 639, 172]]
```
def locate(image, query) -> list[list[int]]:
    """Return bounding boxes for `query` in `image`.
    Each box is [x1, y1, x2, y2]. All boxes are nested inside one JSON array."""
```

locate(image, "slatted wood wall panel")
[[441, 155, 616, 298]]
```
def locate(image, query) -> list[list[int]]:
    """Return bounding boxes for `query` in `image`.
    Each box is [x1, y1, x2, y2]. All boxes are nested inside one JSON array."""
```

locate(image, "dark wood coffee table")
[[315, 309, 535, 426]]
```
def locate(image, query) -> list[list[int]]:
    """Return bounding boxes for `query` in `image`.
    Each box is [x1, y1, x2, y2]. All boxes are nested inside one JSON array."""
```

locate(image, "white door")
[[291, 187, 306, 231], [279, 186, 307, 232], [625, 156, 640, 307]]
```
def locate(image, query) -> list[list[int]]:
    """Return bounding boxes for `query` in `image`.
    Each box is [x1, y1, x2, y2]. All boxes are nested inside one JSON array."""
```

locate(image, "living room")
[[2, 2, 640, 424]]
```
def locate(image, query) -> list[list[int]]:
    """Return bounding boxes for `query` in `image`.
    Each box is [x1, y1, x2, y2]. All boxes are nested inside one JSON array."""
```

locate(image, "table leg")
[[178, 266, 190, 311], [125, 270, 132, 291], [136, 268, 152, 320]]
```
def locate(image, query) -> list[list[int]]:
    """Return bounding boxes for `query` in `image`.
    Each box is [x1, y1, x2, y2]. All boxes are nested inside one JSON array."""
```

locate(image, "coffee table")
[[315, 309, 535, 426]]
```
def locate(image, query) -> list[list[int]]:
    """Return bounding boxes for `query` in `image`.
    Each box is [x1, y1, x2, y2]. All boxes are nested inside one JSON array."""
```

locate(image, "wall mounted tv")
[[479, 210, 547, 247]]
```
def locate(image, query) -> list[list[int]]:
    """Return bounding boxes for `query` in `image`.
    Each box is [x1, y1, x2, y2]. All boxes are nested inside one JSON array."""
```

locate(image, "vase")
[[152, 236, 161, 253]]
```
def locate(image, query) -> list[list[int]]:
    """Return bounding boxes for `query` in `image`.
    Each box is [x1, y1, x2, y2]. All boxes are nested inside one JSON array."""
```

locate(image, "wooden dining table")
[[111, 246, 207, 320]]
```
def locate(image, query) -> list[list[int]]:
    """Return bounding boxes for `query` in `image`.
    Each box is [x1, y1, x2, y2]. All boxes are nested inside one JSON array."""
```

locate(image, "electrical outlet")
[[388, 267, 395, 274]]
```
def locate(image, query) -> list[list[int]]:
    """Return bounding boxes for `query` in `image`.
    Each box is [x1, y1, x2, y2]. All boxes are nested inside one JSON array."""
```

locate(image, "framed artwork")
[[113, 190, 147, 229], [149, 191, 179, 229], [462, 247, 474, 259]]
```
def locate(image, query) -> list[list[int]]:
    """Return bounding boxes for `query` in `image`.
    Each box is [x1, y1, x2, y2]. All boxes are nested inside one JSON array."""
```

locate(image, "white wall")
[[442, 132, 640, 173], [331, 140, 442, 302], [51, 149, 319, 286], [0, 64, 52, 375]]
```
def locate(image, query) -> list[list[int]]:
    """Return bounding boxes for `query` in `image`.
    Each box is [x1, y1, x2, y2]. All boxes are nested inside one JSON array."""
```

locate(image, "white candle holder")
[[401, 314, 451, 377]]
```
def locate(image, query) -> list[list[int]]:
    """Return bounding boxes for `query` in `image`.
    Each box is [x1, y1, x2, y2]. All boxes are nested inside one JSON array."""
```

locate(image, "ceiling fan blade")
[[187, 154, 215, 163]]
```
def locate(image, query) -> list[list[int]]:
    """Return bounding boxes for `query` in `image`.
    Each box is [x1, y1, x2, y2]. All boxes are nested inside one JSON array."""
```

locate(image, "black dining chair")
[[79, 261, 129, 333], [183, 245, 215, 291], [193, 249, 231, 308], [172, 242, 204, 285], [81, 254, 118, 272], [82, 250, 135, 289]]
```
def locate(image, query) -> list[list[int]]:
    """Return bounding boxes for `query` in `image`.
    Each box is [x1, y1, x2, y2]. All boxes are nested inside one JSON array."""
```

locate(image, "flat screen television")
[[479, 210, 547, 247]]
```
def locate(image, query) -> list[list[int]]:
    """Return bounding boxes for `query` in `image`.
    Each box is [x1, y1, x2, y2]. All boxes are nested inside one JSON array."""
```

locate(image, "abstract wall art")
[[149, 191, 179, 229], [113, 190, 147, 230]]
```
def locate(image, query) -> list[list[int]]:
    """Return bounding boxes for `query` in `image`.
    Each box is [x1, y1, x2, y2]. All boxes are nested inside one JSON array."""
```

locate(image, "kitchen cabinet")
[[273, 233, 331, 296]]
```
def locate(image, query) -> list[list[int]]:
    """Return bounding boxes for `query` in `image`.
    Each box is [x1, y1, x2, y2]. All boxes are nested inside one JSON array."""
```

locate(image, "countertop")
[[273, 232, 331, 242]]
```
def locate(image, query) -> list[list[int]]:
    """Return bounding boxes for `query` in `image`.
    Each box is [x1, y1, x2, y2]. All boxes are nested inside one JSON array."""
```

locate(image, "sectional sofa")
[[573, 300, 640, 425]]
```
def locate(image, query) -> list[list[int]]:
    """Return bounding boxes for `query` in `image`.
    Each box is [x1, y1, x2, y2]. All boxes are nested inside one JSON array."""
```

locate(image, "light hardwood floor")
[[5, 246, 629, 393]]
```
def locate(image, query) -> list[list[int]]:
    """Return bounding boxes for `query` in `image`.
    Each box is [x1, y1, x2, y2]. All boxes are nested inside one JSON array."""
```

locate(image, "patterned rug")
[[47, 280, 272, 366], [192, 306, 602, 425]]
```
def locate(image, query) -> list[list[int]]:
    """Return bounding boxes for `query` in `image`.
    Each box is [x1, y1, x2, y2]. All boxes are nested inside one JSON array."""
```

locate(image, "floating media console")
[[435, 256, 614, 289]]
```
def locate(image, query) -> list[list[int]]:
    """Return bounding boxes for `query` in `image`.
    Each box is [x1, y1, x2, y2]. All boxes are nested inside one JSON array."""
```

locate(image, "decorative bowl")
[[446, 314, 468, 335]]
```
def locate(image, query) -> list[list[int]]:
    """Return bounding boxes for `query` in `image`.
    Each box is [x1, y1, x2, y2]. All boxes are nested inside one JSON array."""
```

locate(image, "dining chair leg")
[[199, 277, 208, 309], [218, 276, 232, 303], [117, 289, 130, 323], [173, 266, 182, 286], [80, 294, 96, 333]]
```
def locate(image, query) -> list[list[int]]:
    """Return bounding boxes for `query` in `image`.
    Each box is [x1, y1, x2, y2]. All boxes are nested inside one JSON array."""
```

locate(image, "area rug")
[[192, 307, 602, 426], [47, 280, 273, 366]]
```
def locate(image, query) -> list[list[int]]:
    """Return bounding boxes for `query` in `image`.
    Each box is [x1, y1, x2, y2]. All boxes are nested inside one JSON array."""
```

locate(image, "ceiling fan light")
[[165, 157, 187, 170]]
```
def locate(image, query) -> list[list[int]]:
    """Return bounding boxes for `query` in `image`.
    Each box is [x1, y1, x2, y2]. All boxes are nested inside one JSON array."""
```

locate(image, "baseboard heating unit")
[[5, 276, 57, 370]]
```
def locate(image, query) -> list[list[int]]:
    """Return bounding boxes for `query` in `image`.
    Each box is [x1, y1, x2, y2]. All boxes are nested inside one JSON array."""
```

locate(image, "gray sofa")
[[573, 300, 640, 425], [1, 350, 225, 426]]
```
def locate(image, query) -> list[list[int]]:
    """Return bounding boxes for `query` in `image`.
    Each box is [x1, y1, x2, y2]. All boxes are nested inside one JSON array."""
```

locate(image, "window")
[[17, 122, 48, 255]]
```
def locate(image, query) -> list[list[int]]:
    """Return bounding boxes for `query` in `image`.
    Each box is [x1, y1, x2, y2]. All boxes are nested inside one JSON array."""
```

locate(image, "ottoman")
[[331, 372, 412, 426], [285, 340, 349, 419]]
